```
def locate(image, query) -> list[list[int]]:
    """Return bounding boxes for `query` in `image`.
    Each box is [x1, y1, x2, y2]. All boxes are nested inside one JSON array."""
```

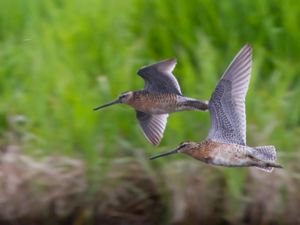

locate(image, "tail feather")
[[254, 145, 276, 162], [252, 146, 282, 173], [185, 100, 209, 111], [257, 167, 273, 173]]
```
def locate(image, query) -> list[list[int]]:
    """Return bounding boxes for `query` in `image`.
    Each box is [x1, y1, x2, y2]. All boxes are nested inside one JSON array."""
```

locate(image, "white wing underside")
[[136, 111, 169, 145], [207, 44, 252, 145]]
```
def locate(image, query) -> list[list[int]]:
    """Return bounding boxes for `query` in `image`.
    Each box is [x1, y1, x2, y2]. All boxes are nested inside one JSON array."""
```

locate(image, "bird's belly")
[[131, 101, 176, 114], [209, 144, 250, 167], [211, 153, 247, 166], [147, 105, 174, 114]]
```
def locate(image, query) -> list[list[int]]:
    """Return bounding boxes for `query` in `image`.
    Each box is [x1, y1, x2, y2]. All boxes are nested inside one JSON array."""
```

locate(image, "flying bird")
[[150, 44, 282, 172], [94, 59, 208, 145]]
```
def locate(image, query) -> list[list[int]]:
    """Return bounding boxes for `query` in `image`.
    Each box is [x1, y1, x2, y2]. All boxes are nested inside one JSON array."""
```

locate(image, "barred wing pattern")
[[136, 111, 169, 145], [137, 59, 182, 95], [207, 44, 252, 145]]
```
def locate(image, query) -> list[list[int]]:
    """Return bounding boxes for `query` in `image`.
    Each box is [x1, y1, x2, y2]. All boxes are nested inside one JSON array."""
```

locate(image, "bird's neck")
[[182, 141, 213, 162]]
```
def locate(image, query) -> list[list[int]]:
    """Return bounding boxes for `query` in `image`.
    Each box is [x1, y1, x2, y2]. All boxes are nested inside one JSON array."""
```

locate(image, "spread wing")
[[137, 59, 182, 95], [207, 44, 252, 145], [136, 111, 169, 145]]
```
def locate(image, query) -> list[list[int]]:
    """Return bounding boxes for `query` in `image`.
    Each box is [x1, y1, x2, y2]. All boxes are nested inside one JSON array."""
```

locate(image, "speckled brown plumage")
[[94, 59, 208, 145], [127, 91, 178, 114]]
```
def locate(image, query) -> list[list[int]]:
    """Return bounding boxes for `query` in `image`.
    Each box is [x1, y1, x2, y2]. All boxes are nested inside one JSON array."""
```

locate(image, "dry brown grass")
[[158, 160, 300, 225], [0, 146, 299, 225], [0, 145, 87, 224], [160, 160, 226, 225], [242, 168, 300, 225], [93, 158, 166, 225]]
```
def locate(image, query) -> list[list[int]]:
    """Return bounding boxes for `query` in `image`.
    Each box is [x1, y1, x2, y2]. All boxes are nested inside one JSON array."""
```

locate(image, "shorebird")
[[150, 44, 282, 172], [94, 59, 208, 145]]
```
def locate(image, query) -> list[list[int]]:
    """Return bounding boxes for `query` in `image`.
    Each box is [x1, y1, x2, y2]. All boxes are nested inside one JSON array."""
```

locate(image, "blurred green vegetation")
[[0, 0, 300, 224]]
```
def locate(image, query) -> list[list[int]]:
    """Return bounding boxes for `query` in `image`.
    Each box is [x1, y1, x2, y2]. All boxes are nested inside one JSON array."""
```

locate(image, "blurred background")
[[0, 0, 300, 224]]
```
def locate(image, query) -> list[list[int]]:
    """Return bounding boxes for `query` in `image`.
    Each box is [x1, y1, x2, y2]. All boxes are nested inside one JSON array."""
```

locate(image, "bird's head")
[[117, 91, 133, 104], [149, 141, 198, 160], [176, 141, 199, 153], [93, 91, 133, 111]]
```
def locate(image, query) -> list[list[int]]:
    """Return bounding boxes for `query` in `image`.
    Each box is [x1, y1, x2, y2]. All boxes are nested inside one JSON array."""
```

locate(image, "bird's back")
[[127, 91, 178, 114]]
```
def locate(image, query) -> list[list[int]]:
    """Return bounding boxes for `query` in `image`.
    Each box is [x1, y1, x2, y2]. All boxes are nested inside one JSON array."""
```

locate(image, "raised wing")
[[207, 44, 252, 145], [137, 59, 182, 95], [136, 111, 169, 145]]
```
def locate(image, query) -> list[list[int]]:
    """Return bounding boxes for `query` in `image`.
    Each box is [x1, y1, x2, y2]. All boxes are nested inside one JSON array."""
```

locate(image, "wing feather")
[[136, 111, 169, 145], [137, 59, 182, 95], [207, 44, 252, 145]]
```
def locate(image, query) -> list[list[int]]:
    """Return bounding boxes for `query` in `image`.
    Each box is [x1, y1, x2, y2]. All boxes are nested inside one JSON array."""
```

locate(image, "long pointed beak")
[[149, 147, 180, 160], [93, 99, 120, 111]]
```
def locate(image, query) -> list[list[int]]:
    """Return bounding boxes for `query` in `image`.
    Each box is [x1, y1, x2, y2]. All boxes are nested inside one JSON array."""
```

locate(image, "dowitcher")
[[150, 44, 282, 172], [94, 59, 208, 145]]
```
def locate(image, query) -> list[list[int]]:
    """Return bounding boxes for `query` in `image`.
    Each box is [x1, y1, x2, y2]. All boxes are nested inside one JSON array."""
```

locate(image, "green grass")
[[0, 0, 300, 223]]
